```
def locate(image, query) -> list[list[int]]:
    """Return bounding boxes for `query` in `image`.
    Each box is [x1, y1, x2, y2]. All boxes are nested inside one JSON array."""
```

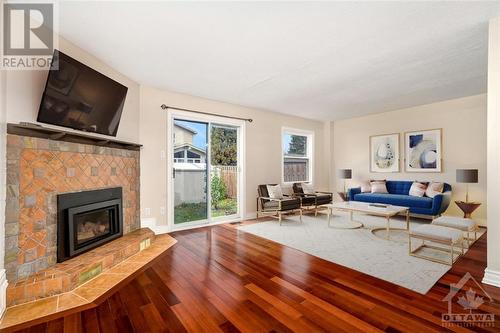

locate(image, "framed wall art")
[[370, 133, 400, 173], [405, 129, 442, 172]]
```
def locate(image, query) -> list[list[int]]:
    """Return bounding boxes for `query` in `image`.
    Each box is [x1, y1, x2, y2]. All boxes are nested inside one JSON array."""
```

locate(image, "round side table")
[[455, 201, 481, 218]]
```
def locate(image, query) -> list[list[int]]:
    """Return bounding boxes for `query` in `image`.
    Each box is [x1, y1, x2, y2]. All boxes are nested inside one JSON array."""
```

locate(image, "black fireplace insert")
[[57, 187, 123, 262]]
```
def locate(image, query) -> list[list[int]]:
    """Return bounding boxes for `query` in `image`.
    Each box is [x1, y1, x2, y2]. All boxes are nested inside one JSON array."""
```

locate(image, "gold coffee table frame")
[[326, 202, 410, 239]]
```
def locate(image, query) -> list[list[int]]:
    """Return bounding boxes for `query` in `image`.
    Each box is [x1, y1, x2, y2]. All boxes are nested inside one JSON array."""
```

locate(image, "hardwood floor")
[[6, 222, 500, 333]]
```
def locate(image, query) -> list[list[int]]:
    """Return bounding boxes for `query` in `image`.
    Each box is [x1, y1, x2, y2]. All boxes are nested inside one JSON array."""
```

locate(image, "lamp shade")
[[456, 169, 478, 183], [337, 169, 352, 179]]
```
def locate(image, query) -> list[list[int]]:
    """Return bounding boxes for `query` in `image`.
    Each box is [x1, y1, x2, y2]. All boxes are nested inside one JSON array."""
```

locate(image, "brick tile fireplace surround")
[[5, 134, 141, 284]]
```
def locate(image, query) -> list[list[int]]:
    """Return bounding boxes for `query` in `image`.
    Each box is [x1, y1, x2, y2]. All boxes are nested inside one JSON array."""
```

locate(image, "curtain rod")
[[160, 104, 253, 123]]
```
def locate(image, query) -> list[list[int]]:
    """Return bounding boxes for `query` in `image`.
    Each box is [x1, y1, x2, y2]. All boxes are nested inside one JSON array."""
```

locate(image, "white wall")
[[484, 17, 500, 287], [139, 85, 329, 227], [4, 36, 140, 143], [332, 94, 487, 225]]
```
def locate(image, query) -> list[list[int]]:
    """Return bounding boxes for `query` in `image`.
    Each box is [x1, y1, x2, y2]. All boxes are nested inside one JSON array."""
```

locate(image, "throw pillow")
[[302, 183, 315, 195], [359, 181, 371, 193], [281, 184, 294, 196], [266, 184, 283, 199], [425, 182, 444, 198], [409, 182, 427, 197], [370, 180, 388, 194]]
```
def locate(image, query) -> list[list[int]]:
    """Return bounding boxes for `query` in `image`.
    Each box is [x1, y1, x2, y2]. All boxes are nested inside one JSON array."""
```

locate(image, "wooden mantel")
[[7, 123, 142, 151]]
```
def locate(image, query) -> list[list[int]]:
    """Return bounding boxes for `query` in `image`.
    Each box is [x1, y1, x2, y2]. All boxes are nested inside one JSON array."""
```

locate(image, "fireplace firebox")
[[57, 187, 123, 262]]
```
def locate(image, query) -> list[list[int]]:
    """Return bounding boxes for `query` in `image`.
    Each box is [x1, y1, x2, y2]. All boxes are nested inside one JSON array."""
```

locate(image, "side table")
[[455, 201, 481, 218]]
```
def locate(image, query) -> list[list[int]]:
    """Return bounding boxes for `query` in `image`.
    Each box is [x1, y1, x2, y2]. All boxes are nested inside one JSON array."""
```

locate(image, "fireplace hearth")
[[57, 188, 123, 262]]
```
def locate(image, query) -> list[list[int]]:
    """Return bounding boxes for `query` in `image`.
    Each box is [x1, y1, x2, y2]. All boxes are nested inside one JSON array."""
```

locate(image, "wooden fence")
[[212, 165, 238, 199], [283, 159, 308, 182]]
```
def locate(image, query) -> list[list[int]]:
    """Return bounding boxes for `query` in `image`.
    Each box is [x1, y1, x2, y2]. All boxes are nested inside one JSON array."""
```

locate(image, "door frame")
[[166, 109, 246, 231]]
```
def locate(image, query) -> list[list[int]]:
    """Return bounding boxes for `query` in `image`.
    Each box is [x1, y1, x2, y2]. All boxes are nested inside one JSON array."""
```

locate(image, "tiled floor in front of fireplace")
[[0, 233, 177, 330]]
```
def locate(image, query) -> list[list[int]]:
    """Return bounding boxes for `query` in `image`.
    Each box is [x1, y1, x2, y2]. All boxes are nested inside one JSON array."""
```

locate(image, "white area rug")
[[239, 213, 482, 294]]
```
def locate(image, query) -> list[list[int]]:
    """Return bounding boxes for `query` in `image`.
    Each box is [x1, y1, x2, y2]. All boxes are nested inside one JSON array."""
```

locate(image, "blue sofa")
[[348, 181, 452, 217]]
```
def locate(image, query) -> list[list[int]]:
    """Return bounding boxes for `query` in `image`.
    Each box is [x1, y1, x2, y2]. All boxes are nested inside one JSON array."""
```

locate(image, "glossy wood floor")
[[7, 221, 500, 333]]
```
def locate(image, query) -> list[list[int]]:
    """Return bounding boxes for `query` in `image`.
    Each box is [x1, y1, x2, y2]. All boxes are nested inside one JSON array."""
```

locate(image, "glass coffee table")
[[325, 201, 410, 240]]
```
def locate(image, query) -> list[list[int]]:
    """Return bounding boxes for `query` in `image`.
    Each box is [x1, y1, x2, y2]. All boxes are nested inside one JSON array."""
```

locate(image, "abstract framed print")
[[405, 129, 442, 172], [370, 133, 400, 173]]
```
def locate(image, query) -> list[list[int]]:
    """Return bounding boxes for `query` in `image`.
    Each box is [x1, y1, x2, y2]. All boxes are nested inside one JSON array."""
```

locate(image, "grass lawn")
[[212, 198, 237, 218], [174, 202, 207, 224], [174, 198, 237, 224]]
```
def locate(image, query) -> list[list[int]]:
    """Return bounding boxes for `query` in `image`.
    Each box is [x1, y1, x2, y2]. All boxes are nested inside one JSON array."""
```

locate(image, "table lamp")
[[337, 169, 352, 198], [456, 169, 478, 202]]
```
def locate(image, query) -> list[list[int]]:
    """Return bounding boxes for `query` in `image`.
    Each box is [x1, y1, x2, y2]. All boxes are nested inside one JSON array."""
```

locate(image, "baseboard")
[[140, 217, 156, 228], [151, 224, 171, 235], [483, 268, 500, 287], [0, 269, 8, 318], [245, 212, 257, 220]]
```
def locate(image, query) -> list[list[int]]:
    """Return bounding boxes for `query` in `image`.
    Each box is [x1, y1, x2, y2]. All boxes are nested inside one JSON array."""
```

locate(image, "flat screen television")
[[37, 50, 128, 137]]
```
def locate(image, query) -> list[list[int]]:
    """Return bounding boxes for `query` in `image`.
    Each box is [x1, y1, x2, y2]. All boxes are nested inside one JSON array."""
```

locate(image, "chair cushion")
[[292, 183, 304, 194], [300, 196, 316, 206], [432, 216, 476, 231], [300, 194, 332, 206], [281, 184, 294, 196], [315, 194, 332, 205], [302, 183, 315, 195], [263, 198, 301, 210], [353, 193, 432, 209], [267, 185, 283, 199], [411, 224, 463, 243]]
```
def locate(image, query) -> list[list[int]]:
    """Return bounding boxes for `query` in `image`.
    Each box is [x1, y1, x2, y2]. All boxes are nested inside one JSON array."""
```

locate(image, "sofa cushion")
[[370, 180, 388, 193], [359, 181, 371, 193], [409, 182, 427, 197], [386, 181, 413, 195], [353, 193, 433, 209], [426, 182, 444, 198]]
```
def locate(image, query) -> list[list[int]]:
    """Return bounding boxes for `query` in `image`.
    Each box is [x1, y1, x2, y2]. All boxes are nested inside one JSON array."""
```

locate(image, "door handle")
[[173, 168, 176, 179]]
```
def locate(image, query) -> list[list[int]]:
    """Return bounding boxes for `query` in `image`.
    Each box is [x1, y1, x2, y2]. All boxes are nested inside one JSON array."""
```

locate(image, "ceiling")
[[58, 1, 500, 121]]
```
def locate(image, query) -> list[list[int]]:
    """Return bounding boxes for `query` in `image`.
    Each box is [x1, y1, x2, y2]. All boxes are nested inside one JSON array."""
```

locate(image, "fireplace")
[[57, 187, 123, 262]]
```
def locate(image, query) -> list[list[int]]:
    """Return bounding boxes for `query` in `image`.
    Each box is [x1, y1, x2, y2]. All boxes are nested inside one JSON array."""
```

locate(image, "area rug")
[[238, 213, 483, 294]]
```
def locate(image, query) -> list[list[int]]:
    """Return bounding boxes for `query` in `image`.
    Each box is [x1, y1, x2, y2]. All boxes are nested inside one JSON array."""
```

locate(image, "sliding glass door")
[[210, 124, 239, 220], [169, 113, 243, 229], [173, 119, 209, 226]]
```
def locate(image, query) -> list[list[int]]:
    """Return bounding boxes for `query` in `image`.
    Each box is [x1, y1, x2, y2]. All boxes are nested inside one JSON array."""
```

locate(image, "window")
[[282, 128, 313, 183]]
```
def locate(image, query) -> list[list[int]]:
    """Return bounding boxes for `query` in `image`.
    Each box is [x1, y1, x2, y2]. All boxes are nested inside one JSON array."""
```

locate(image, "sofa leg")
[[279, 213, 282, 226], [300, 209, 303, 222]]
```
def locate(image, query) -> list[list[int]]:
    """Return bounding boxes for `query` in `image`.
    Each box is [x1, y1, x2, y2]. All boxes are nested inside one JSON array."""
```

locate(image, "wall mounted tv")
[[37, 50, 128, 137]]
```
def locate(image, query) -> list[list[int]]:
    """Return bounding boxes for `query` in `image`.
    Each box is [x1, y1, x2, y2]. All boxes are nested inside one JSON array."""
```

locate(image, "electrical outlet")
[[144, 208, 151, 216], [160, 206, 166, 215]]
